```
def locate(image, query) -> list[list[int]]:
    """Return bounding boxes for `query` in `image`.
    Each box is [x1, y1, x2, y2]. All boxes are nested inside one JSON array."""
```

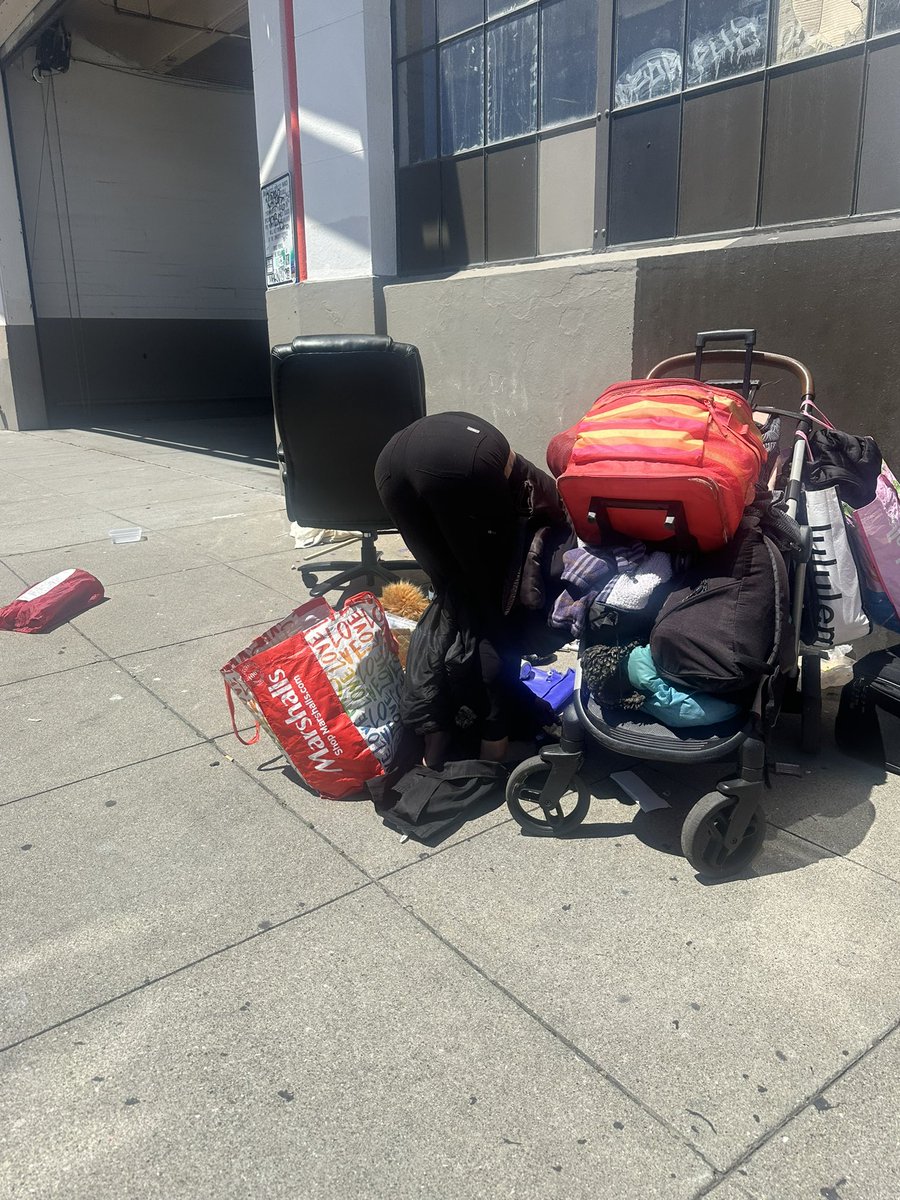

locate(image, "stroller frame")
[[506, 330, 824, 879]]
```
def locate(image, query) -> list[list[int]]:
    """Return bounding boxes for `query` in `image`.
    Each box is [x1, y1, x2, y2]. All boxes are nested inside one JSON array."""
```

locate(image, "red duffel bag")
[[549, 379, 766, 552], [0, 568, 105, 633]]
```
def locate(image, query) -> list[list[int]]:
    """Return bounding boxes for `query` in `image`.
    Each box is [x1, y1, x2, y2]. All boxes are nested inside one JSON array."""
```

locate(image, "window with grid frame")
[[393, 0, 900, 272]]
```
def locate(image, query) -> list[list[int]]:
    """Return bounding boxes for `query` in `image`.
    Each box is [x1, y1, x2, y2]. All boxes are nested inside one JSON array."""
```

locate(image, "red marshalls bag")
[[221, 592, 405, 800]]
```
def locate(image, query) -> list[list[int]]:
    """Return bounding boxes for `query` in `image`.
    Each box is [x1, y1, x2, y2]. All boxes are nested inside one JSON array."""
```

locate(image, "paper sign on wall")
[[262, 174, 296, 287]]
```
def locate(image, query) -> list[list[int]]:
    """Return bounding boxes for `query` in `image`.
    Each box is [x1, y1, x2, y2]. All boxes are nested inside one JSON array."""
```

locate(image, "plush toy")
[[380, 580, 430, 623], [581, 642, 645, 710]]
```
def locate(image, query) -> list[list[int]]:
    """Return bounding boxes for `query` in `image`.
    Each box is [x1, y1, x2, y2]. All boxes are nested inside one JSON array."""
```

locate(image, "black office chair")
[[271, 334, 426, 597]]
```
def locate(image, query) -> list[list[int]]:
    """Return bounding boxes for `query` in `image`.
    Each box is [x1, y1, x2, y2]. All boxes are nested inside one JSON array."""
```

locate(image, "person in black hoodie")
[[375, 411, 571, 767]]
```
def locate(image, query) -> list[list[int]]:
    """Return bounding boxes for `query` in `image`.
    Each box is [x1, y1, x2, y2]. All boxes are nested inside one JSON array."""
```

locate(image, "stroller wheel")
[[681, 792, 765, 879], [506, 756, 590, 836], [800, 653, 822, 754]]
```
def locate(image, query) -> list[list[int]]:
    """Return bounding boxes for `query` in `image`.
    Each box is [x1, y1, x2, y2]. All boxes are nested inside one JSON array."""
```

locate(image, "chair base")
[[299, 531, 418, 598]]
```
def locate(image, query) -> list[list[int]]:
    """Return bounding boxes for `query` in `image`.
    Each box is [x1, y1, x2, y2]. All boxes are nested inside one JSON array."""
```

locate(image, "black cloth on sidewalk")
[[367, 757, 508, 842]]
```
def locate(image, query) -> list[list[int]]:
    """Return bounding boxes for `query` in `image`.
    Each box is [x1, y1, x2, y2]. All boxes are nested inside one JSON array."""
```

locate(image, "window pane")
[[398, 162, 443, 271], [874, 0, 900, 34], [437, 0, 484, 38], [774, 0, 867, 62], [442, 154, 485, 264], [539, 126, 597, 253], [608, 101, 680, 241], [487, 10, 538, 142], [614, 0, 684, 108], [487, 0, 532, 15], [486, 142, 537, 259], [761, 54, 863, 224], [397, 0, 436, 54], [678, 80, 763, 234], [398, 51, 438, 166], [440, 32, 485, 153], [686, 0, 767, 86], [857, 43, 900, 213], [541, 0, 600, 128]]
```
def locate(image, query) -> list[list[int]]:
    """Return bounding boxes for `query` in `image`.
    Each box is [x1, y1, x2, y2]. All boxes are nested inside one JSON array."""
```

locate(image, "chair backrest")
[[271, 335, 426, 532]]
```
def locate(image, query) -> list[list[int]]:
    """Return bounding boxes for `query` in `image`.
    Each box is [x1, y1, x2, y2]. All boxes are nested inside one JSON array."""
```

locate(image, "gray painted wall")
[[262, 217, 900, 470], [2, 324, 43, 429], [384, 257, 636, 466], [265, 278, 380, 349], [632, 219, 900, 464]]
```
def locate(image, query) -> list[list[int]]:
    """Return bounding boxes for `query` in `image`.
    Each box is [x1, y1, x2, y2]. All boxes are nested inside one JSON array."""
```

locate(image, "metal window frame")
[[392, 0, 900, 271]]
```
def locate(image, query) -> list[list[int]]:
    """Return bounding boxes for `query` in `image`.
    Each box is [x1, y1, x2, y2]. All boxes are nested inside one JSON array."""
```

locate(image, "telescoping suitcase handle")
[[694, 330, 756, 400]]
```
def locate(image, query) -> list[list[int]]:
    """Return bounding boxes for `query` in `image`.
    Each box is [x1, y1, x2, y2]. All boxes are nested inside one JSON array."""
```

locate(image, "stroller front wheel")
[[681, 791, 766, 878], [506, 756, 590, 836]]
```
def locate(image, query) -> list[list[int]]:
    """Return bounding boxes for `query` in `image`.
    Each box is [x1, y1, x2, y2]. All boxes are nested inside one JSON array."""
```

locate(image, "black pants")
[[375, 412, 516, 609], [375, 412, 520, 740]]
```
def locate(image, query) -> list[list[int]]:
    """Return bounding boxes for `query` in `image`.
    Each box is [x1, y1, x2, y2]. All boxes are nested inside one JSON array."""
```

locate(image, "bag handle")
[[803, 400, 834, 429], [224, 679, 261, 746], [695, 330, 756, 400]]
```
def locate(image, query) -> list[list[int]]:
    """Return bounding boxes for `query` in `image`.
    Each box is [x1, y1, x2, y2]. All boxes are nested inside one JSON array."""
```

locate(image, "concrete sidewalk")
[[1, 423, 899, 1200]]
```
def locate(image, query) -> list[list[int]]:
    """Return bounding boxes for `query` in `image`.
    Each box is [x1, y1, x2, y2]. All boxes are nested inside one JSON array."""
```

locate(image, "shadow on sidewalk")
[[53, 402, 278, 468], [518, 723, 882, 882]]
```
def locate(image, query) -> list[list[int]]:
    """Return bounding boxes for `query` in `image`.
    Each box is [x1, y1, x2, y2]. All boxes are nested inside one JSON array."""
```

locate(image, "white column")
[[251, 0, 396, 283], [248, 0, 291, 193], [0, 76, 45, 429]]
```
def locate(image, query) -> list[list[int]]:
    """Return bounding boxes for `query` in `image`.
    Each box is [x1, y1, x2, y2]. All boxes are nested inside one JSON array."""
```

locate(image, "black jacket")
[[401, 455, 573, 737]]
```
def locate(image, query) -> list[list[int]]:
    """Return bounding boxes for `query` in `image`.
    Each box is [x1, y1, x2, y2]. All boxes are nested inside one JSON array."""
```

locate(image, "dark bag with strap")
[[367, 759, 508, 841], [835, 646, 900, 773], [650, 523, 788, 697]]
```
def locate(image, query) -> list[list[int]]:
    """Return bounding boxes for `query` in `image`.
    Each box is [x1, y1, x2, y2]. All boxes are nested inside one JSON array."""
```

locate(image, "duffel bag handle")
[[695, 330, 757, 400], [588, 496, 694, 551]]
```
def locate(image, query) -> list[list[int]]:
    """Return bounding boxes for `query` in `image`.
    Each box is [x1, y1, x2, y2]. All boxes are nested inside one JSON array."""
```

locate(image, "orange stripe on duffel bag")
[[579, 399, 710, 427]]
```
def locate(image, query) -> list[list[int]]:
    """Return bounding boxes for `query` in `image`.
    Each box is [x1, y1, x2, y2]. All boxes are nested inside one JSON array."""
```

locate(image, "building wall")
[[0, 71, 44, 429], [383, 255, 637, 467], [631, 218, 900, 466], [4, 47, 269, 413], [246, 0, 900, 470], [271, 215, 900, 469]]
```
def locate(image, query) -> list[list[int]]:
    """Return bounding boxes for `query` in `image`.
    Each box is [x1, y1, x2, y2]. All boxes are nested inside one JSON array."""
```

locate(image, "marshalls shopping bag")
[[222, 592, 404, 799]]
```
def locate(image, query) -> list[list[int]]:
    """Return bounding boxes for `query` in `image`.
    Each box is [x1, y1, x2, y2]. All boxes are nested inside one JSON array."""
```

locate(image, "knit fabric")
[[605, 551, 673, 611], [550, 540, 671, 637]]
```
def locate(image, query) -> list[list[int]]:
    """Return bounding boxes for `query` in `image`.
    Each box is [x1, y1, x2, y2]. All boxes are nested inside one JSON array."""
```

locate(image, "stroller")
[[505, 330, 824, 879]]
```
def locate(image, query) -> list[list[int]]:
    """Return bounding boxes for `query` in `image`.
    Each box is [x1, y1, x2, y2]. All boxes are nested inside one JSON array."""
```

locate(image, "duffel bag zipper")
[[688, 476, 729, 542]]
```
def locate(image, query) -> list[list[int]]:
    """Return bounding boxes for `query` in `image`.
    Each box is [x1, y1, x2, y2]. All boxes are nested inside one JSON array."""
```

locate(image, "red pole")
[[281, 0, 307, 281]]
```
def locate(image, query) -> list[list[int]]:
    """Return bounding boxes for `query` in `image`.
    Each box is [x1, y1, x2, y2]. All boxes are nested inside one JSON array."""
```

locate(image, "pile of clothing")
[[550, 541, 672, 638], [561, 518, 789, 730], [582, 640, 741, 729], [548, 537, 737, 728]]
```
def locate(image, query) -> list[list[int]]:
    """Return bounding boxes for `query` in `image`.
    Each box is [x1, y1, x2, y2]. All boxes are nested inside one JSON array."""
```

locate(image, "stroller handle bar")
[[648, 348, 815, 400]]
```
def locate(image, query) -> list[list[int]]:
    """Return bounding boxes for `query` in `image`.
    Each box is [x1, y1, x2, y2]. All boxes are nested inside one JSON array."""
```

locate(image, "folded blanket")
[[627, 645, 741, 728]]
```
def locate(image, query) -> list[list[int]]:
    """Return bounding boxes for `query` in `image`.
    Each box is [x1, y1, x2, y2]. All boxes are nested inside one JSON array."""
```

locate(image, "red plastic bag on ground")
[[221, 592, 405, 799], [0, 569, 105, 633]]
